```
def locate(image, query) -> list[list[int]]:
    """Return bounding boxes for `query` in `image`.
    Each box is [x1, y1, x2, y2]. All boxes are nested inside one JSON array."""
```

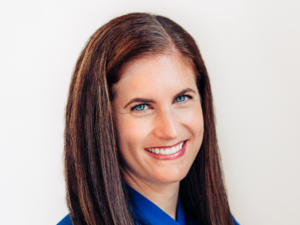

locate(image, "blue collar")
[[125, 184, 187, 225], [125, 185, 238, 225]]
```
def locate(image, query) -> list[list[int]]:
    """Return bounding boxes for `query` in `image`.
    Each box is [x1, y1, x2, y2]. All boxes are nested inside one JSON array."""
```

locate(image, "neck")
[[124, 175, 180, 220]]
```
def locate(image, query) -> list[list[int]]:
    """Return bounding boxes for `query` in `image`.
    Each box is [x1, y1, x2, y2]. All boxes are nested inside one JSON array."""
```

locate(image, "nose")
[[153, 109, 178, 140]]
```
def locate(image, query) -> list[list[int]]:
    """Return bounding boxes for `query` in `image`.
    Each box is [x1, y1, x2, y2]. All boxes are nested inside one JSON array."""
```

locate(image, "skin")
[[112, 52, 204, 219]]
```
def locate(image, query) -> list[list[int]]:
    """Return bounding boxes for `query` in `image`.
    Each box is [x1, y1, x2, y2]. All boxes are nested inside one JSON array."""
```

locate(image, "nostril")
[[153, 111, 179, 139]]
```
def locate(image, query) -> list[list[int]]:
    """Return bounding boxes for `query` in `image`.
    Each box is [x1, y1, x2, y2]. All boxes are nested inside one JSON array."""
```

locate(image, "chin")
[[150, 167, 190, 184]]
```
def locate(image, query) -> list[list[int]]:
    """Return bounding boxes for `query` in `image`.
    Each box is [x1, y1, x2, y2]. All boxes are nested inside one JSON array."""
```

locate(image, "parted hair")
[[64, 12, 234, 225]]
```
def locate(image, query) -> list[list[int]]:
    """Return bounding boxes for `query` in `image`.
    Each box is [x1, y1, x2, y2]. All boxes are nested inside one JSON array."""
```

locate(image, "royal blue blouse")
[[57, 185, 239, 225]]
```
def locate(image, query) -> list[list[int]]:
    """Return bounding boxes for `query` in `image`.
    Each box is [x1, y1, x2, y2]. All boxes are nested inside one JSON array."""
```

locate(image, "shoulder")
[[57, 214, 72, 225], [232, 215, 240, 225]]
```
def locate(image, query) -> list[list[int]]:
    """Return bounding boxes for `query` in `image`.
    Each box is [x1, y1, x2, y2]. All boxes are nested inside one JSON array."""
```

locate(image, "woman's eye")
[[132, 104, 149, 111], [175, 95, 188, 102]]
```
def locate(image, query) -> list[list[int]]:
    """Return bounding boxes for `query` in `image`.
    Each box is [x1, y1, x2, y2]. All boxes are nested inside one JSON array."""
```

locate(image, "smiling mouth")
[[145, 141, 186, 156]]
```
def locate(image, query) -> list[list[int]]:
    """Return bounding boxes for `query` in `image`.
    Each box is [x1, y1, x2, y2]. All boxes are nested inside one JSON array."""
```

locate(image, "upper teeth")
[[146, 141, 184, 155]]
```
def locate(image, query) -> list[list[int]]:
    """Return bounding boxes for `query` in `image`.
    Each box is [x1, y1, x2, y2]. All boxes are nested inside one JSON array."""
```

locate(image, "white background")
[[0, 0, 299, 224]]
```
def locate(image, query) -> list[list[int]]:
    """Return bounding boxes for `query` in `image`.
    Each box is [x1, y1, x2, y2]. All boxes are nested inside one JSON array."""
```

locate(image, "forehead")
[[113, 53, 198, 100]]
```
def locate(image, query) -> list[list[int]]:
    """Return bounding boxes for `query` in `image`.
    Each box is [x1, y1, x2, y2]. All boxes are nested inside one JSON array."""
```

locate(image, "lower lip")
[[145, 141, 187, 160]]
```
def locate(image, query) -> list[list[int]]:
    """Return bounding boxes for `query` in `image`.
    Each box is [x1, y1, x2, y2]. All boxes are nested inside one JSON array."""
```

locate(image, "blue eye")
[[175, 95, 187, 102], [132, 104, 147, 111]]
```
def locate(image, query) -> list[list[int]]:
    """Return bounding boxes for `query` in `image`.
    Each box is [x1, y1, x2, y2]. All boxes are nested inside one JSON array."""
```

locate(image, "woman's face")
[[112, 53, 204, 185]]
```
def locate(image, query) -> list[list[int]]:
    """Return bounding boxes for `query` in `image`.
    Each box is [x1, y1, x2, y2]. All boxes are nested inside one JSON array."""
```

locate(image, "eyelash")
[[130, 95, 192, 112]]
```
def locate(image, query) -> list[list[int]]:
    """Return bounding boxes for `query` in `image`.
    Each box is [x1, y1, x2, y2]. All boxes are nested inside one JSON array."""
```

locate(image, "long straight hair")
[[64, 13, 234, 225]]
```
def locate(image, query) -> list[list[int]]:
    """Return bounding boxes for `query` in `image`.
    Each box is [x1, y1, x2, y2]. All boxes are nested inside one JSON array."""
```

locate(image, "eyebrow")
[[123, 88, 196, 109]]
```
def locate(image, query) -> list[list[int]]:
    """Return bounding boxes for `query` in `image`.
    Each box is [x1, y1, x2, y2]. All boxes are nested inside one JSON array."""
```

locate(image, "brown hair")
[[64, 12, 234, 225]]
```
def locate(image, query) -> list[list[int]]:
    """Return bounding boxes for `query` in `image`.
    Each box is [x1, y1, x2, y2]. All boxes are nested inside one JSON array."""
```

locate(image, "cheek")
[[182, 104, 204, 160], [177, 103, 204, 135], [192, 106, 204, 148], [192, 106, 204, 137], [116, 118, 151, 154]]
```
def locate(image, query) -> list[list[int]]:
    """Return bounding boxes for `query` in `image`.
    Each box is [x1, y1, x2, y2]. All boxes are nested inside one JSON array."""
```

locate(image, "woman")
[[58, 13, 239, 225]]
